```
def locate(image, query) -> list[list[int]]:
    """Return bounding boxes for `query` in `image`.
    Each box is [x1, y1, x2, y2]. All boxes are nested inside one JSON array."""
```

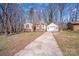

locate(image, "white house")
[[47, 23, 59, 32], [24, 23, 33, 32]]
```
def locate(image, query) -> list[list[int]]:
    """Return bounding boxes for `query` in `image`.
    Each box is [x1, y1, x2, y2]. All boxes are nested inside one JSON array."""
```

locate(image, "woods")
[[0, 4, 25, 35], [0, 3, 79, 35]]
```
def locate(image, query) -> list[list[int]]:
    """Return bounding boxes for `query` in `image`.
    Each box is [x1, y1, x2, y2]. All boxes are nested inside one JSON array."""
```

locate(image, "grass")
[[0, 36, 8, 51], [64, 31, 79, 36], [0, 32, 43, 56], [53, 31, 79, 56]]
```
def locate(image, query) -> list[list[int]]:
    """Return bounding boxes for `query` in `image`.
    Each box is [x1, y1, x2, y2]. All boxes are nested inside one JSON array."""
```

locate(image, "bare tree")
[[0, 3, 25, 35], [58, 3, 65, 30]]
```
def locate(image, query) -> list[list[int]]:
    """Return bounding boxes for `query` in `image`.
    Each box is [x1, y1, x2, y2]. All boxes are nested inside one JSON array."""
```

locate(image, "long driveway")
[[14, 32, 63, 56]]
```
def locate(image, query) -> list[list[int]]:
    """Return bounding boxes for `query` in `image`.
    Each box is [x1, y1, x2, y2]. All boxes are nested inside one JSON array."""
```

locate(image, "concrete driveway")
[[14, 32, 63, 56]]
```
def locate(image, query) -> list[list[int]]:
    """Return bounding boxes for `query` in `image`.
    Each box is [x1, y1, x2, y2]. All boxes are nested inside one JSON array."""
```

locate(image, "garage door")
[[47, 27, 55, 32]]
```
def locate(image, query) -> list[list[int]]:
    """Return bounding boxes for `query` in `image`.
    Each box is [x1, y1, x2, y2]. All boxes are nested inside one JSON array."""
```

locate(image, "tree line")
[[28, 3, 79, 30], [0, 3, 79, 35], [0, 3, 25, 35]]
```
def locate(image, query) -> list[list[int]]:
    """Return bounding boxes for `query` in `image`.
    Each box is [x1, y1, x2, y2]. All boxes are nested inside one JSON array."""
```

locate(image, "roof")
[[68, 22, 79, 25], [47, 23, 58, 27], [24, 23, 33, 26]]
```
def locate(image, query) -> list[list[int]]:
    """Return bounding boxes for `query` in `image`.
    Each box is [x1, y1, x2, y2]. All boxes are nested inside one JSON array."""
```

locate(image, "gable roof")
[[24, 23, 33, 27], [47, 23, 58, 27], [68, 22, 79, 25]]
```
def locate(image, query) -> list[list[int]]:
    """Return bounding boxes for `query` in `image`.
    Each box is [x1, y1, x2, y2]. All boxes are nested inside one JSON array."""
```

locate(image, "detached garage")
[[47, 23, 59, 32]]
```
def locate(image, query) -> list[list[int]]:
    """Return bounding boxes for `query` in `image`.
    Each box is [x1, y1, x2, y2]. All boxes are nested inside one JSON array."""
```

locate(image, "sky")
[[22, 3, 77, 11], [0, 3, 78, 23], [21, 3, 78, 23], [22, 3, 49, 10]]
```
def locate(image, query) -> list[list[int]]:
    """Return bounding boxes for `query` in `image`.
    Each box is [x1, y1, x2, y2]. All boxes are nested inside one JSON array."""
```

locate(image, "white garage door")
[[47, 26, 55, 32]]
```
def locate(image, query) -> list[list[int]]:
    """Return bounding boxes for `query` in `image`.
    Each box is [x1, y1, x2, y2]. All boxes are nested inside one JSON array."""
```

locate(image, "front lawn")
[[53, 31, 79, 56], [0, 32, 43, 56]]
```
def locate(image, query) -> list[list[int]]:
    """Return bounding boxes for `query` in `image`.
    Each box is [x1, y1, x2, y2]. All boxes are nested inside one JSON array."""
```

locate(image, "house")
[[35, 23, 46, 32], [24, 23, 33, 32], [67, 22, 79, 31], [47, 23, 59, 32]]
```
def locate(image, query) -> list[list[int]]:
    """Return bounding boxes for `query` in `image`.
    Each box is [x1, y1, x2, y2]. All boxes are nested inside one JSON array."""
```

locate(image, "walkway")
[[14, 32, 63, 56]]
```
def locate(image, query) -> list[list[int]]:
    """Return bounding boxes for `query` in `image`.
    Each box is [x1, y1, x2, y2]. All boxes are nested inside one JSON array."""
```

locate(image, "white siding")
[[47, 23, 59, 32]]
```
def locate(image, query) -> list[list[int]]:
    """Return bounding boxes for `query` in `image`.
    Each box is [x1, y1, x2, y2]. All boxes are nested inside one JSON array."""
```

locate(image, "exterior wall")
[[67, 23, 79, 31], [73, 25, 79, 31], [35, 25, 40, 31], [24, 23, 33, 32], [24, 23, 46, 32], [47, 26, 58, 32], [67, 22, 79, 31], [35, 24, 46, 32], [67, 23, 73, 30]]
